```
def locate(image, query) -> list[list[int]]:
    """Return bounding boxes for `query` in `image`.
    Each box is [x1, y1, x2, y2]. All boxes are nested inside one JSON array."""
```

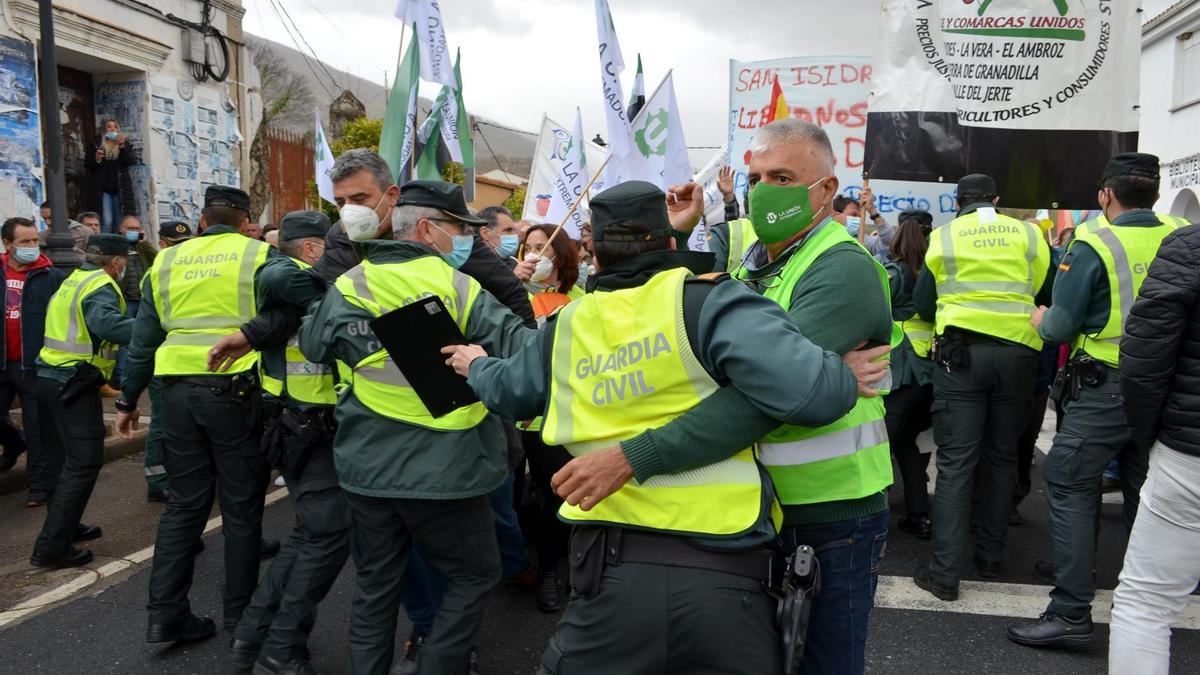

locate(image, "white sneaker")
[[274, 475, 286, 487]]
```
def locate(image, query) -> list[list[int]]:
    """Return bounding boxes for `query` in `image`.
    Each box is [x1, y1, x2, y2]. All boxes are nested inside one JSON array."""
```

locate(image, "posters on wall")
[[148, 75, 242, 230], [866, 0, 1141, 209], [94, 79, 153, 223], [0, 35, 43, 223], [728, 56, 959, 226]]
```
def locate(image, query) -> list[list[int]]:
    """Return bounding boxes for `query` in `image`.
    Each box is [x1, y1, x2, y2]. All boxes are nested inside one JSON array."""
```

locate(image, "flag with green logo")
[[314, 109, 336, 204], [627, 71, 690, 190], [379, 29, 420, 183], [545, 108, 589, 237], [413, 50, 475, 196]]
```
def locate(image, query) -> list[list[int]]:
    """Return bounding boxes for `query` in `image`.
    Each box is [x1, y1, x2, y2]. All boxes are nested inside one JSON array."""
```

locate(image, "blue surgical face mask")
[[845, 216, 861, 237], [433, 223, 473, 269], [13, 247, 39, 264], [496, 234, 520, 258], [124, 231, 141, 243], [104, 131, 118, 141]]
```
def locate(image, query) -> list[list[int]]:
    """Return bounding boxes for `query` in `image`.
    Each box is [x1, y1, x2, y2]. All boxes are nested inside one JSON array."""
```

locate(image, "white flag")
[[524, 115, 608, 222], [545, 108, 591, 238], [315, 110, 337, 205], [394, 0, 457, 89], [689, 142, 732, 251], [626, 71, 691, 190], [594, 0, 633, 186]]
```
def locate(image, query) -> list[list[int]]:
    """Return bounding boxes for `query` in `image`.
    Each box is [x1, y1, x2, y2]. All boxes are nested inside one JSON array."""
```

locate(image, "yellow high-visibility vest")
[[541, 267, 779, 537], [40, 268, 126, 379]]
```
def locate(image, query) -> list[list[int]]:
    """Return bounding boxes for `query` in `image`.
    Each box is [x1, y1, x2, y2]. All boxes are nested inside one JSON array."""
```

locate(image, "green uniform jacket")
[[119, 224, 289, 406], [1037, 209, 1161, 347], [298, 240, 535, 500], [886, 259, 935, 388], [468, 250, 859, 521], [913, 202, 1056, 329], [256, 255, 330, 410], [36, 265, 135, 383]]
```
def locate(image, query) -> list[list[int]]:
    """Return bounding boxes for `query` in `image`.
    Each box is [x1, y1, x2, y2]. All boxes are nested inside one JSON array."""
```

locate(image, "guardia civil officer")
[[298, 181, 535, 675], [115, 186, 282, 644], [1007, 153, 1184, 647], [446, 181, 886, 674], [29, 234, 134, 568], [911, 174, 1054, 601], [228, 211, 346, 675]]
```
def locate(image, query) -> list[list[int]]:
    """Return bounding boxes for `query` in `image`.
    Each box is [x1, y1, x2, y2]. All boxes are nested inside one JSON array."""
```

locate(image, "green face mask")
[[749, 177, 829, 244]]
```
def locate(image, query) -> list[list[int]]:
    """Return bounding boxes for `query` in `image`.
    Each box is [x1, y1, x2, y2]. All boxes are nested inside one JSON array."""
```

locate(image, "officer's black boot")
[[1007, 612, 1094, 647], [146, 613, 217, 644], [536, 570, 562, 613]]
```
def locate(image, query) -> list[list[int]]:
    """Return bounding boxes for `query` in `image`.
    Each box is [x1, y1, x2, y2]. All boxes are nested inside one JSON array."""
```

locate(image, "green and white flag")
[[627, 54, 645, 121], [314, 109, 336, 205], [393, 0, 457, 89], [379, 29, 420, 183], [413, 50, 476, 197], [627, 71, 690, 190], [594, 0, 633, 186], [545, 108, 590, 237]]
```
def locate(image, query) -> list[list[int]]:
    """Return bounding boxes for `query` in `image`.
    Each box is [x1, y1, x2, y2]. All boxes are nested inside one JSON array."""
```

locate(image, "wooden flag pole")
[[543, 155, 612, 249]]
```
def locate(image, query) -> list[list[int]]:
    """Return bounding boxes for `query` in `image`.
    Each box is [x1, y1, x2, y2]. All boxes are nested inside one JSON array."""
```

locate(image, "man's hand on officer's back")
[[443, 344, 488, 377], [844, 343, 893, 398], [1030, 305, 1048, 329], [551, 447, 635, 512], [209, 330, 252, 372], [116, 409, 140, 439]]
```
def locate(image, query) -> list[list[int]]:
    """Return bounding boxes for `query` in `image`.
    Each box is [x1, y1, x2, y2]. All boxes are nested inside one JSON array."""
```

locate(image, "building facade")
[[0, 0, 260, 238], [1141, 0, 1200, 222]]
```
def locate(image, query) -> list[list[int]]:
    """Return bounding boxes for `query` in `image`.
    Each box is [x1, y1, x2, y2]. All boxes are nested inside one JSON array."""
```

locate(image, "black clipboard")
[[369, 295, 479, 418]]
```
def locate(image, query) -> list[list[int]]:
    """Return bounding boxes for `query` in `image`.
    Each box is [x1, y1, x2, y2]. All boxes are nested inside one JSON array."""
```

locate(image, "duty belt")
[[596, 527, 773, 583]]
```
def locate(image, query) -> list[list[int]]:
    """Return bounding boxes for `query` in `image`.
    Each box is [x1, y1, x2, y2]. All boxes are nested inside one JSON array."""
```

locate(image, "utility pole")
[[37, 0, 80, 269]]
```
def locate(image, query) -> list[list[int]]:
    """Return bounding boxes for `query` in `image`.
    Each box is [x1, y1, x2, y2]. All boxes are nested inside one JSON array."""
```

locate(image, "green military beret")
[[279, 210, 331, 241], [590, 181, 673, 242], [85, 233, 129, 256]]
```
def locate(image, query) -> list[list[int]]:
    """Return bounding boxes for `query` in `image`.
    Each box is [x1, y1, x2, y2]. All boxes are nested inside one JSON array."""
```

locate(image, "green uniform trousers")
[[143, 377, 168, 493], [930, 340, 1037, 587], [345, 492, 500, 675], [538, 561, 782, 674], [234, 439, 350, 661], [147, 378, 269, 630], [31, 375, 106, 559], [1043, 367, 1147, 620]]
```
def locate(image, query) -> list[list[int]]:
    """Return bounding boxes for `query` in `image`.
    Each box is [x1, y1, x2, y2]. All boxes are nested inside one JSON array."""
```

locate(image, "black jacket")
[[0, 258, 66, 370], [312, 221, 536, 328], [1120, 223, 1200, 457]]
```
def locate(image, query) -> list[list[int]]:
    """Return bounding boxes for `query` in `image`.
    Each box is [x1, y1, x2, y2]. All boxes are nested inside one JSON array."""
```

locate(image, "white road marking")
[[0, 487, 291, 629], [875, 574, 1200, 630]]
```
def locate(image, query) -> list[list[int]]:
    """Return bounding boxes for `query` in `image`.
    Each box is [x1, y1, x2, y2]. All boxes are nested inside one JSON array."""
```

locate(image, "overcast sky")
[[243, 0, 879, 154]]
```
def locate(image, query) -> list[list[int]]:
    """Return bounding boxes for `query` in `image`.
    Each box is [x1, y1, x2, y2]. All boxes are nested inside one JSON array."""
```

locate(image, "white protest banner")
[[687, 143, 733, 252], [728, 56, 958, 226], [594, 0, 634, 187], [524, 115, 608, 224], [866, 0, 1141, 209], [315, 110, 336, 205]]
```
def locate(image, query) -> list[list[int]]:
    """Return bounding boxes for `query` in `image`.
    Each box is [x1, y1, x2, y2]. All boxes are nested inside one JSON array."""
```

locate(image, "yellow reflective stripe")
[[286, 361, 333, 375], [940, 298, 1033, 314], [235, 238, 263, 321], [345, 265, 374, 304], [759, 418, 889, 466], [546, 301, 582, 445], [938, 219, 1038, 296], [162, 332, 225, 347], [64, 270, 109, 347], [354, 356, 410, 387], [169, 315, 251, 330], [728, 219, 744, 270], [42, 337, 92, 356], [156, 245, 180, 327], [1095, 227, 1136, 335], [452, 271, 471, 323], [938, 280, 1033, 296]]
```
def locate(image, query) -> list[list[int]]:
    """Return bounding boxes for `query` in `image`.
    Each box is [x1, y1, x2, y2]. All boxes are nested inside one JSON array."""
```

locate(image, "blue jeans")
[[400, 472, 530, 634], [780, 509, 889, 675], [100, 192, 121, 233]]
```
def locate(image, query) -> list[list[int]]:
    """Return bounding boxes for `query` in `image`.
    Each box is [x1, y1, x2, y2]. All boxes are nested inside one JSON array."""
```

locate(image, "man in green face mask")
[[659, 119, 897, 673]]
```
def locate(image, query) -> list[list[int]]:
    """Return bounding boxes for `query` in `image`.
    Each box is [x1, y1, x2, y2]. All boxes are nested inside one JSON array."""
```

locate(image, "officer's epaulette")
[[543, 304, 566, 322], [688, 272, 731, 284]]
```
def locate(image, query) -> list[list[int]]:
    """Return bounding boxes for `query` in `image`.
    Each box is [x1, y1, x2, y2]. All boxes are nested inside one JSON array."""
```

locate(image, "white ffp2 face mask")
[[531, 255, 554, 283], [340, 193, 390, 242]]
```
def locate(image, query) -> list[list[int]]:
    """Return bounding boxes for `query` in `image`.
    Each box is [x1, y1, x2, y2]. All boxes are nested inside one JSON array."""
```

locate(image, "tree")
[[331, 117, 383, 156], [504, 186, 527, 219], [247, 38, 315, 222]]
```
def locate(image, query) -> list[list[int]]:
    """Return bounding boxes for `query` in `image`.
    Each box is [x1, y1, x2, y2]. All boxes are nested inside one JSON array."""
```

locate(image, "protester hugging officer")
[[115, 186, 282, 645], [228, 210, 347, 675], [445, 180, 890, 675], [29, 234, 134, 568], [1007, 153, 1184, 647]]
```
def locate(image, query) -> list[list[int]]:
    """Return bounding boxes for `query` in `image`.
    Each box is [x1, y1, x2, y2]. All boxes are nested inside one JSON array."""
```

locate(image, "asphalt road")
[[1, 420, 1198, 674]]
